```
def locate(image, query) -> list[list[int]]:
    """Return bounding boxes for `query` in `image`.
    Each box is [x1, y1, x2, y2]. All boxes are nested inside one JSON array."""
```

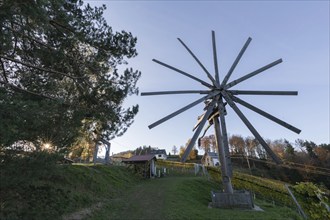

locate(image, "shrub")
[[292, 182, 330, 220]]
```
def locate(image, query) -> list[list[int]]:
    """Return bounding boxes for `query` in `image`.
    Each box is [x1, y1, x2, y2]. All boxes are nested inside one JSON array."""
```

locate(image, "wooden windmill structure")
[[141, 31, 300, 207]]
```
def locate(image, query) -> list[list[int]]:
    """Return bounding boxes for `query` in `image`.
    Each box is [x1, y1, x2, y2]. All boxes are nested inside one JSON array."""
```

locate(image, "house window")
[[158, 154, 162, 157]]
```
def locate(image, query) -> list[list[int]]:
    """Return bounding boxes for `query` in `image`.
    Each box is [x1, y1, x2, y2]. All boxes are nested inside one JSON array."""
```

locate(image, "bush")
[[292, 182, 330, 220]]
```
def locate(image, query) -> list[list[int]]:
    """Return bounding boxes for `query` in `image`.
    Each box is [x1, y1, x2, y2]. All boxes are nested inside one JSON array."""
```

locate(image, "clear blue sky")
[[87, 1, 329, 155]]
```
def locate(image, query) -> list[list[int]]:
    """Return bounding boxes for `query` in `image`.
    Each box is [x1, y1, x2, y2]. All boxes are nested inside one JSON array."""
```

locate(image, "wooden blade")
[[141, 90, 209, 96], [153, 59, 213, 88], [220, 37, 252, 88], [230, 95, 301, 134], [181, 99, 217, 162], [222, 91, 282, 164], [212, 31, 220, 86], [148, 91, 219, 129], [228, 90, 298, 96], [193, 112, 206, 131], [178, 38, 219, 87], [225, 59, 282, 89]]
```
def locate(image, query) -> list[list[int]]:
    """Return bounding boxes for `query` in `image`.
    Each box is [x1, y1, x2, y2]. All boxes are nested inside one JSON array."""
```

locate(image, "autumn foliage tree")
[[179, 139, 198, 160], [229, 135, 245, 156], [199, 134, 217, 153]]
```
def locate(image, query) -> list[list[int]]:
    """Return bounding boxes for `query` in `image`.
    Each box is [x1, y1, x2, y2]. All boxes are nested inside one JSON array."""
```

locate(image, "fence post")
[[284, 184, 307, 219]]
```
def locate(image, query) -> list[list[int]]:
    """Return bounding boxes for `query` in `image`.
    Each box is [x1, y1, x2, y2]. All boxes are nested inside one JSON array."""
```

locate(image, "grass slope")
[[91, 176, 301, 220], [1, 154, 301, 220], [0, 154, 140, 220]]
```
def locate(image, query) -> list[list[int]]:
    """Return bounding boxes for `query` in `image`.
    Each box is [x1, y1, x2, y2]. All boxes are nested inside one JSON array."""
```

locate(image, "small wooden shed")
[[122, 155, 156, 178]]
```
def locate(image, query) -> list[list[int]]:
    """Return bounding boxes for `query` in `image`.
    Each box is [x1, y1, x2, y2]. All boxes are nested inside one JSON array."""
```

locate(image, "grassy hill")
[[1, 152, 305, 220], [0, 152, 141, 220], [91, 175, 301, 220]]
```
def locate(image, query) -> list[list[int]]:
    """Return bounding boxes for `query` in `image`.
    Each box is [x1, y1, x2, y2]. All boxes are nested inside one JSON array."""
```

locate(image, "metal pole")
[[213, 114, 233, 193]]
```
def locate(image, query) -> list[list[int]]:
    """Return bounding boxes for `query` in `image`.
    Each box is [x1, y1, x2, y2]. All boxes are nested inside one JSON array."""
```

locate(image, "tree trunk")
[[104, 142, 111, 164], [93, 142, 99, 165], [246, 155, 252, 175]]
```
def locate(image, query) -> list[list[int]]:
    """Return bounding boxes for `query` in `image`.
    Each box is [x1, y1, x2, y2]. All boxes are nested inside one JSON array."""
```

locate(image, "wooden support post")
[[285, 184, 307, 219], [213, 116, 233, 194]]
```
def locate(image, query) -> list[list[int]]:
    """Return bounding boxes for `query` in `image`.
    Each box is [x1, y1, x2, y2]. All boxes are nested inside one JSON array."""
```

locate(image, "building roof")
[[111, 155, 129, 159], [150, 149, 167, 155], [122, 154, 156, 163], [207, 152, 218, 158]]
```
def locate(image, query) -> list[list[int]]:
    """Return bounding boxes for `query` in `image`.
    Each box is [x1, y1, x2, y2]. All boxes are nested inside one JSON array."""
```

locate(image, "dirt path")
[[62, 176, 191, 220], [62, 175, 300, 220], [105, 177, 183, 219], [62, 202, 103, 220], [87, 176, 199, 220]]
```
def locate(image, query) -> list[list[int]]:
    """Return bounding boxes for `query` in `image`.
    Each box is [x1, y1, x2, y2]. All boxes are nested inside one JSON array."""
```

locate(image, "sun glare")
[[43, 143, 51, 150]]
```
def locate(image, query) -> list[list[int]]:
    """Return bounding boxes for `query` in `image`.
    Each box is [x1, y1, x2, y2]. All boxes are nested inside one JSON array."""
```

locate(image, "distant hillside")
[[112, 150, 134, 158], [230, 157, 330, 189]]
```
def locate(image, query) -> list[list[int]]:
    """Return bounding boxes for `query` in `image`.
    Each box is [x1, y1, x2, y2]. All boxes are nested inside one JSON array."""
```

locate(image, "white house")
[[201, 152, 220, 167], [150, 149, 167, 160]]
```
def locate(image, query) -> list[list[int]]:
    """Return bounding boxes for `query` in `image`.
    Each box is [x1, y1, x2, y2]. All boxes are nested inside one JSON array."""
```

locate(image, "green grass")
[[0, 154, 140, 220], [1, 154, 302, 220], [91, 176, 302, 220]]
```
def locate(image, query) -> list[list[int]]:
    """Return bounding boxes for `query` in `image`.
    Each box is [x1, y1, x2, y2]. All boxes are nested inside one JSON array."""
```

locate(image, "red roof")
[[122, 154, 156, 163]]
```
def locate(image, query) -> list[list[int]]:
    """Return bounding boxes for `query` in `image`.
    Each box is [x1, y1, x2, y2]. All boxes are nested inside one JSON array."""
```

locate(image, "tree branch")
[[49, 20, 75, 35], [0, 80, 58, 101], [10, 22, 18, 56], [0, 55, 85, 80], [5, 24, 55, 51], [0, 58, 8, 82]]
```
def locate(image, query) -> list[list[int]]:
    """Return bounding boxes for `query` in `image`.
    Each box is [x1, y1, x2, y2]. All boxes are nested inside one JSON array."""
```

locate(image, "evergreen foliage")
[[0, 0, 141, 152]]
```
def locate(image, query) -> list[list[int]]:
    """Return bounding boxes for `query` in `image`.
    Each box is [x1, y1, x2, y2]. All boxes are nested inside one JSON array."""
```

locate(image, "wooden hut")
[[122, 155, 156, 178]]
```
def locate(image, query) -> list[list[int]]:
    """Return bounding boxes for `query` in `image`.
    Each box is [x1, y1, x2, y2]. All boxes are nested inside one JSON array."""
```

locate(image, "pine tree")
[[0, 0, 141, 152]]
